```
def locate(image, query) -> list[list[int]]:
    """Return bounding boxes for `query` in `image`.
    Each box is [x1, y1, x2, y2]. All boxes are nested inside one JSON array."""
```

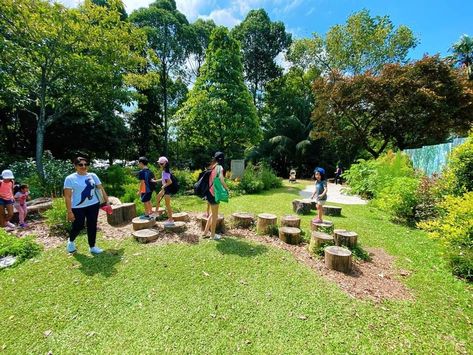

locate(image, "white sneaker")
[[6, 222, 15, 228], [213, 234, 222, 240]]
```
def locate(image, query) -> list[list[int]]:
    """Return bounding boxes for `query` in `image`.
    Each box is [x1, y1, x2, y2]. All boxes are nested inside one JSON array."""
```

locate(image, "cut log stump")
[[256, 213, 277, 235], [308, 231, 334, 254], [132, 217, 156, 231], [302, 198, 317, 210], [292, 199, 312, 215], [172, 212, 190, 222], [133, 228, 159, 243], [311, 219, 334, 234], [279, 226, 301, 245], [232, 212, 254, 228], [107, 203, 136, 226], [199, 214, 225, 233], [333, 229, 358, 249], [323, 205, 342, 216], [160, 221, 187, 233], [324, 246, 352, 273], [281, 215, 301, 228]]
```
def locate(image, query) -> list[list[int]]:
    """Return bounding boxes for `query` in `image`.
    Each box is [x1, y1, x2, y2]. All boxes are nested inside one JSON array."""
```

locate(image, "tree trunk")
[[133, 229, 159, 243], [160, 221, 187, 233], [324, 246, 352, 273], [308, 231, 334, 255], [322, 205, 342, 216], [311, 219, 334, 234], [292, 199, 312, 215], [162, 62, 168, 156], [278, 226, 301, 245], [36, 67, 48, 179], [281, 215, 301, 228], [132, 217, 156, 231], [256, 213, 277, 235], [232, 212, 254, 228], [172, 212, 190, 222], [333, 229, 358, 249]]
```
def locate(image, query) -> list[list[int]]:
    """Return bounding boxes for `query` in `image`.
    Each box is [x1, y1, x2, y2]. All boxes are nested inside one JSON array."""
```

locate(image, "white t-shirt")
[[63, 173, 101, 208]]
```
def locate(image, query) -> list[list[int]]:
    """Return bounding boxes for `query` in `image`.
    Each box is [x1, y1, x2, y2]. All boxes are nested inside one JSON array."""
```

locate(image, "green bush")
[[442, 134, 473, 196], [414, 175, 442, 222], [376, 177, 420, 224], [418, 192, 473, 281], [344, 150, 415, 199], [239, 163, 281, 194], [43, 198, 72, 237], [172, 168, 196, 193], [0, 229, 42, 263], [92, 165, 135, 197]]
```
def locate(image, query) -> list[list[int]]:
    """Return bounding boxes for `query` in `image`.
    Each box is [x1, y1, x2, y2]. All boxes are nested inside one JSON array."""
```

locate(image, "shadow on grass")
[[73, 248, 124, 277], [216, 237, 268, 257]]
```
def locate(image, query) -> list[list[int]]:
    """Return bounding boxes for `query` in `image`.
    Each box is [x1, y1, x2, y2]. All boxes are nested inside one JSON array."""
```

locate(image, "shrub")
[[92, 165, 134, 197], [441, 134, 473, 196], [239, 163, 281, 194], [414, 175, 442, 222], [418, 192, 473, 281], [376, 177, 420, 224], [0, 229, 42, 263], [172, 168, 196, 193], [342, 158, 379, 198], [43, 198, 72, 237]]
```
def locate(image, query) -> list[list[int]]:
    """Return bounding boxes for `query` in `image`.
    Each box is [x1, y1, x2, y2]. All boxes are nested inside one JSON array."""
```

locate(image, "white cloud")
[[175, 0, 213, 21], [200, 8, 241, 28]]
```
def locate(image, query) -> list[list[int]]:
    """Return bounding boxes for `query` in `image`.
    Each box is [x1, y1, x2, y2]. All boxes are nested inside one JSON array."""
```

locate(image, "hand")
[[67, 210, 75, 222], [137, 191, 140, 195]]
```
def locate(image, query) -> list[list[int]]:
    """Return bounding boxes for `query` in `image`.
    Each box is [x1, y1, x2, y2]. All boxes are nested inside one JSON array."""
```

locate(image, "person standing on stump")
[[203, 152, 229, 240], [64, 157, 110, 254], [310, 167, 327, 223], [155, 156, 175, 226]]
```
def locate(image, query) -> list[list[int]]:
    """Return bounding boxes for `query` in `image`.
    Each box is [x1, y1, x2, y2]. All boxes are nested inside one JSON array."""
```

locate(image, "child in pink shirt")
[[14, 184, 30, 228], [0, 169, 16, 229]]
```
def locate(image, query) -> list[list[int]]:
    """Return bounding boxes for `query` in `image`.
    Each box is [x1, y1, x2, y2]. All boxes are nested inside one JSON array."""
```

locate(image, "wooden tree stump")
[[308, 231, 334, 254], [160, 221, 187, 233], [232, 212, 255, 228], [172, 212, 190, 222], [311, 219, 334, 234], [199, 214, 225, 233], [324, 246, 352, 273], [292, 199, 312, 215], [278, 226, 301, 245], [107, 203, 136, 226], [256, 213, 277, 234], [333, 229, 358, 249], [302, 198, 317, 210], [132, 217, 156, 231], [133, 228, 159, 243], [281, 215, 301, 228], [323, 205, 342, 216]]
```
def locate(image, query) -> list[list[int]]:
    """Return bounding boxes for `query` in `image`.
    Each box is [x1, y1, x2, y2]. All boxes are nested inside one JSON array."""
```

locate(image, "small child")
[[14, 184, 30, 228], [156, 156, 174, 226], [137, 156, 155, 219], [0, 169, 16, 229], [310, 167, 328, 223]]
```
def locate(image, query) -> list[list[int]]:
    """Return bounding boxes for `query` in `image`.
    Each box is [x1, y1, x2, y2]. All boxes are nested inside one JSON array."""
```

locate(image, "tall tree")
[[175, 27, 261, 166], [450, 34, 473, 80], [232, 9, 292, 105], [91, 0, 127, 20], [130, 0, 193, 156], [188, 18, 216, 79], [0, 0, 144, 176]]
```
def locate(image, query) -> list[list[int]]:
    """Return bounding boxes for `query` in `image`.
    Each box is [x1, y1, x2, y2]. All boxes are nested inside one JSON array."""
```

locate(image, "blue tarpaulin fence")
[[404, 138, 467, 176]]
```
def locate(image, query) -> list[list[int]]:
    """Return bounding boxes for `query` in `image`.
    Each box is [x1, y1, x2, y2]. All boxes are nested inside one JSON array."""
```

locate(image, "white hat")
[[157, 156, 168, 164], [1, 169, 14, 179]]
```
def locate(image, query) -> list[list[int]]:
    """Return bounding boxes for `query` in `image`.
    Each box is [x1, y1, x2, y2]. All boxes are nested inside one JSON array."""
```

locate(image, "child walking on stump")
[[0, 169, 16, 229], [310, 167, 328, 223], [137, 156, 155, 219], [156, 156, 175, 226], [14, 184, 30, 228]]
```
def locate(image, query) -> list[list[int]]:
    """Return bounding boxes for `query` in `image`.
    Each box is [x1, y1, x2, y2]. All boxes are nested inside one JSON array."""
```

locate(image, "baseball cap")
[[313, 167, 325, 175], [214, 151, 224, 163], [1, 169, 14, 179], [157, 156, 168, 165]]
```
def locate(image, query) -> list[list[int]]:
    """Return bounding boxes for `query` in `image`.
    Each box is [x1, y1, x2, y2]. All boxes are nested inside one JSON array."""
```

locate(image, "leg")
[[18, 205, 26, 224], [203, 202, 211, 236], [85, 203, 100, 247], [0, 205, 5, 227], [144, 201, 152, 216], [155, 190, 164, 214], [209, 203, 219, 238], [164, 195, 173, 222], [69, 207, 87, 242], [317, 204, 323, 221], [5, 204, 13, 223]]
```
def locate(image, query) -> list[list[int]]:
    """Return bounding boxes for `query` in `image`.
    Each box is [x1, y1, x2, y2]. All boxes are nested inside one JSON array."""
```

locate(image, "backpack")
[[194, 169, 213, 197], [13, 183, 21, 195], [168, 173, 179, 194]]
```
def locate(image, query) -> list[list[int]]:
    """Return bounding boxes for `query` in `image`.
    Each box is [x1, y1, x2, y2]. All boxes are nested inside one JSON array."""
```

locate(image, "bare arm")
[[64, 188, 75, 221], [97, 184, 110, 204]]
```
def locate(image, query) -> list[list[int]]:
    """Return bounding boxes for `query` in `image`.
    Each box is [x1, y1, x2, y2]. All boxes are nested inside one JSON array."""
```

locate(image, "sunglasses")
[[77, 163, 89, 167]]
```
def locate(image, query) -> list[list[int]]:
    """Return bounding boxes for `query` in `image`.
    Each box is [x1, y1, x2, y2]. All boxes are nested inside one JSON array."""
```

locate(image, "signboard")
[[230, 159, 245, 179]]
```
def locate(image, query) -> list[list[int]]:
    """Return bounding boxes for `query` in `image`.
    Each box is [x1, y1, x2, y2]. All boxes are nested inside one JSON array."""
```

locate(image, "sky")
[[58, 0, 473, 60]]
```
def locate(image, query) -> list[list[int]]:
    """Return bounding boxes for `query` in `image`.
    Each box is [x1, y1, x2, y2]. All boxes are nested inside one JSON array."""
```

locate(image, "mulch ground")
[[10, 211, 413, 303]]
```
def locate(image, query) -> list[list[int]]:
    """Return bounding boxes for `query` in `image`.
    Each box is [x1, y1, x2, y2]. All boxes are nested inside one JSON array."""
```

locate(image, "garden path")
[[300, 182, 367, 205]]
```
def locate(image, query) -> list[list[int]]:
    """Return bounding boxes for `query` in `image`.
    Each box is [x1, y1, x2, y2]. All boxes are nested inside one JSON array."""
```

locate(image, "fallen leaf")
[[44, 330, 53, 337], [210, 313, 216, 319], [9, 315, 14, 320], [298, 315, 308, 320], [203, 271, 210, 277], [86, 331, 96, 337]]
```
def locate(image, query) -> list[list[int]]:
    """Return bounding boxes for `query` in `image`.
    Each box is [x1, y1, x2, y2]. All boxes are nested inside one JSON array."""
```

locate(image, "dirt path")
[[300, 182, 367, 205]]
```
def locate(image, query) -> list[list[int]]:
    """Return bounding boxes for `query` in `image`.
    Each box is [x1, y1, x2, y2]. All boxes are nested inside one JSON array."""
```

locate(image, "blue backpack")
[[194, 169, 213, 197]]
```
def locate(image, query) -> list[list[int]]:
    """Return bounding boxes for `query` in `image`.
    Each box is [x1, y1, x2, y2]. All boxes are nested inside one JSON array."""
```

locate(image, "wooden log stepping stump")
[[302, 198, 317, 210], [256, 213, 277, 234], [324, 246, 352, 273], [281, 215, 301, 228], [333, 229, 358, 249], [292, 199, 312, 215], [278, 226, 301, 245], [310, 219, 334, 234], [133, 228, 159, 243], [132, 217, 156, 231], [199, 214, 225, 233], [172, 212, 190, 222], [309, 231, 334, 254], [107, 203, 136, 226], [160, 221, 187, 233], [323, 205, 342, 216], [232, 212, 254, 228]]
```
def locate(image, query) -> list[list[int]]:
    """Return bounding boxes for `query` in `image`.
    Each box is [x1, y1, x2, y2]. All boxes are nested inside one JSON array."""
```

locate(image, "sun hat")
[[157, 156, 168, 165], [1, 169, 14, 179], [313, 167, 325, 175]]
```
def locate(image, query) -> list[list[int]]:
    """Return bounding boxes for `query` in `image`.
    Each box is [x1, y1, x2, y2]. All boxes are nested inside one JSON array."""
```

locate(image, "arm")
[[64, 188, 75, 222], [319, 182, 328, 199], [219, 173, 228, 191], [97, 184, 110, 205]]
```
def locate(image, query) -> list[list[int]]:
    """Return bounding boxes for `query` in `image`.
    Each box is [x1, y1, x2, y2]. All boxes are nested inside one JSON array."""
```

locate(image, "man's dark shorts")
[[141, 192, 153, 203]]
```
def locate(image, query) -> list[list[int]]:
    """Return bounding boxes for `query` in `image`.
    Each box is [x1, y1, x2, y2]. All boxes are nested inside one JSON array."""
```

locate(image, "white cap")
[[157, 156, 168, 164], [1, 169, 14, 179]]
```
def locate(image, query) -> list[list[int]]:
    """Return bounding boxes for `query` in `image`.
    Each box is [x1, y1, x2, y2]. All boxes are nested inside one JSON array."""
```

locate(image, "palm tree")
[[451, 34, 473, 80]]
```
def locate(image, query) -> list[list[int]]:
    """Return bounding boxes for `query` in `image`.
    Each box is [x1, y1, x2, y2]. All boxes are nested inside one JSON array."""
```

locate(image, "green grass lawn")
[[1, 181, 472, 354]]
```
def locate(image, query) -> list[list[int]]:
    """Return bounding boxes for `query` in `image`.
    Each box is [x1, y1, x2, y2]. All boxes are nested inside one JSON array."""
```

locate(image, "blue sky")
[[59, 0, 473, 59]]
